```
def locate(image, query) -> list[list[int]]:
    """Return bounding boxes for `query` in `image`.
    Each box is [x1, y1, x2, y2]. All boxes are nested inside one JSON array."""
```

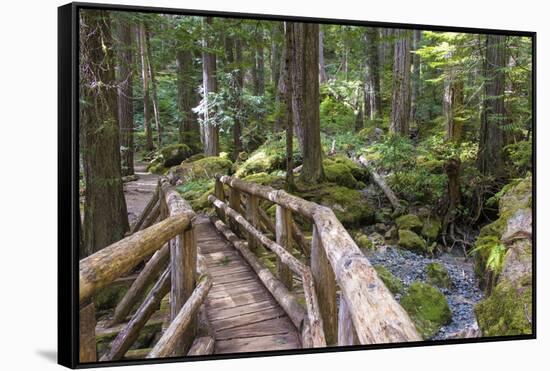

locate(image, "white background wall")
[[0, 0, 545, 369]]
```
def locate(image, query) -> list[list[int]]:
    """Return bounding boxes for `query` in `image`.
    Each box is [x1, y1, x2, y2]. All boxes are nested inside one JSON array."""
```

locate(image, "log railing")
[[212, 175, 421, 345], [78, 179, 212, 363]]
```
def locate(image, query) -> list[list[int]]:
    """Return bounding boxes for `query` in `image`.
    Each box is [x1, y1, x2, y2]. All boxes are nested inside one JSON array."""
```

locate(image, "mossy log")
[[101, 268, 171, 361], [110, 244, 170, 326], [209, 197, 326, 347], [147, 274, 212, 359], [79, 214, 190, 304]]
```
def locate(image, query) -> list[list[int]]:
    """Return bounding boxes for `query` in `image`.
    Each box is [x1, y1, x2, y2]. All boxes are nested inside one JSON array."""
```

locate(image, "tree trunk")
[[282, 25, 294, 190], [477, 35, 506, 176], [443, 55, 464, 141], [145, 26, 162, 147], [270, 24, 282, 87], [176, 47, 198, 145], [115, 19, 134, 176], [202, 17, 219, 156], [274, 34, 288, 133], [252, 27, 265, 96], [287, 22, 324, 183], [410, 30, 421, 124], [389, 29, 411, 136], [319, 30, 328, 84], [80, 10, 129, 258], [138, 23, 154, 151], [364, 28, 381, 121], [233, 38, 244, 158]]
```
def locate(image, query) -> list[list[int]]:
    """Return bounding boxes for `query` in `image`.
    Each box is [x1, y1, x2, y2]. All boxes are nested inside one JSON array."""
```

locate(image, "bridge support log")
[[110, 244, 170, 326], [101, 268, 171, 361], [79, 214, 190, 304], [228, 187, 242, 236], [311, 225, 337, 345], [187, 336, 215, 356], [130, 183, 160, 233], [276, 205, 293, 290], [79, 301, 97, 363], [147, 275, 212, 359], [214, 178, 226, 222]]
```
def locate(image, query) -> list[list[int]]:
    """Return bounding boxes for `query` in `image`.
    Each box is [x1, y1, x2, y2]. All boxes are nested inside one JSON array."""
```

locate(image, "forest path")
[[195, 214, 302, 354], [123, 162, 160, 226]]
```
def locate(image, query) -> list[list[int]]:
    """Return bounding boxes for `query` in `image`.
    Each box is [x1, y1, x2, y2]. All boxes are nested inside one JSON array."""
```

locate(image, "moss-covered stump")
[[472, 175, 533, 337], [400, 282, 452, 339], [426, 262, 452, 289], [475, 275, 532, 337], [395, 214, 423, 233], [421, 217, 441, 242], [398, 229, 427, 253], [374, 265, 404, 294]]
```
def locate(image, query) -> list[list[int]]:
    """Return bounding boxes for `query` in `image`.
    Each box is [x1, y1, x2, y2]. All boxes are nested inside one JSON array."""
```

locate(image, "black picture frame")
[[58, 2, 537, 368]]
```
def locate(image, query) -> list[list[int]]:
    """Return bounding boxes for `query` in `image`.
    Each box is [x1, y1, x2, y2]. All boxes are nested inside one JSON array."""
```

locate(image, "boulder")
[[400, 281, 452, 339], [398, 229, 427, 252], [395, 214, 423, 233], [355, 233, 373, 250], [373, 265, 404, 294], [421, 217, 441, 242], [426, 262, 452, 289], [177, 156, 233, 181], [159, 144, 192, 167]]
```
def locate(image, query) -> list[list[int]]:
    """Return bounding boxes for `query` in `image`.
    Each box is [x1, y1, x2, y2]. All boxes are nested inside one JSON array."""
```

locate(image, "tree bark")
[[410, 30, 421, 124], [176, 47, 198, 145], [287, 22, 324, 183], [443, 58, 464, 141], [138, 23, 154, 151], [389, 29, 411, 136], [319, 30, 328, 84], [364, 28, 381, 121], [252, 27, 265, 96], [233, 38, 244, 158], [202, 17, 219, 156], [115, 18, 134, 176], [80, 10, 129, 257], [477, 35, 506, 176]]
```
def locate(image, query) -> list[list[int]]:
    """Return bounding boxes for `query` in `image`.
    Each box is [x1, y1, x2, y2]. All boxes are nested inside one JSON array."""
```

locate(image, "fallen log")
[[79, 214, 190, 304], [101, 268, 171, 361], [147, 274, 212, 359], [356, 155, 402, 211]]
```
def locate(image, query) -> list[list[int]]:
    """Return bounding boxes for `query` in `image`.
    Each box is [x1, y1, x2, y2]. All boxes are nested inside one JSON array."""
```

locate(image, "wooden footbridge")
[[79, 175, 420, 363]]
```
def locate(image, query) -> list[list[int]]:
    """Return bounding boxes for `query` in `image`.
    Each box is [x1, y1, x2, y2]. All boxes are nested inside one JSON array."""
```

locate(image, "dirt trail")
[[124, 162, 160, 226]]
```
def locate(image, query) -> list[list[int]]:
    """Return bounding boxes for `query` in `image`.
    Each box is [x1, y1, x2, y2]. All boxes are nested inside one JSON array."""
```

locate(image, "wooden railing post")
[[214, 178, 225, 222], [246, 194, 260, 252], [276, 205, 293, 289], [228, 187, 242, 235], [311, 224, 337, 345], [79, 301, 97, 363], [170, 221, 197, 356], [337, 296, 358, 346]]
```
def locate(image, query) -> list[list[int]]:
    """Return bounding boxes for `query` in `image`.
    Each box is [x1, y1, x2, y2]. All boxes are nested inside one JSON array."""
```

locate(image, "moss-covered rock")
[[374, 265, 404, 294], [375, 208, 393, 224], [355, 233, 374, 250], [426, 262, 452, 289], [235, 137, 301, 177], [421, 217, 441, 241], [303, 184, 374, 227], [400, 282, 452, 339], [395, 214, 423, 233], [159, 144, 192, 167], [178, 156, 233, 181], [398, 229, 427, 252], [475, 275, 532, 336], [324, 160, 359, 189], [95, 284, 129, 312], [242, 172, 284, 187]]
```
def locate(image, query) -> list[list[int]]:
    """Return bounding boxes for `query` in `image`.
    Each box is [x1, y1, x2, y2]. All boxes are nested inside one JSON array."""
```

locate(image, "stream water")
[[364, 246, 483, 340]]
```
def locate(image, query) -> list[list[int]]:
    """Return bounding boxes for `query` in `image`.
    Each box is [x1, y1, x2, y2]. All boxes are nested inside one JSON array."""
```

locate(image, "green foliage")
[[319, 94, 356, 134], [505, 140, 532, 177], [400, 281, 452, 339]]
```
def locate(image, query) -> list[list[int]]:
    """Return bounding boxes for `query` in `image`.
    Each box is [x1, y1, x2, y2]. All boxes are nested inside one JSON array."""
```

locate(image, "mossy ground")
[[400, 281, 452, 339]]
